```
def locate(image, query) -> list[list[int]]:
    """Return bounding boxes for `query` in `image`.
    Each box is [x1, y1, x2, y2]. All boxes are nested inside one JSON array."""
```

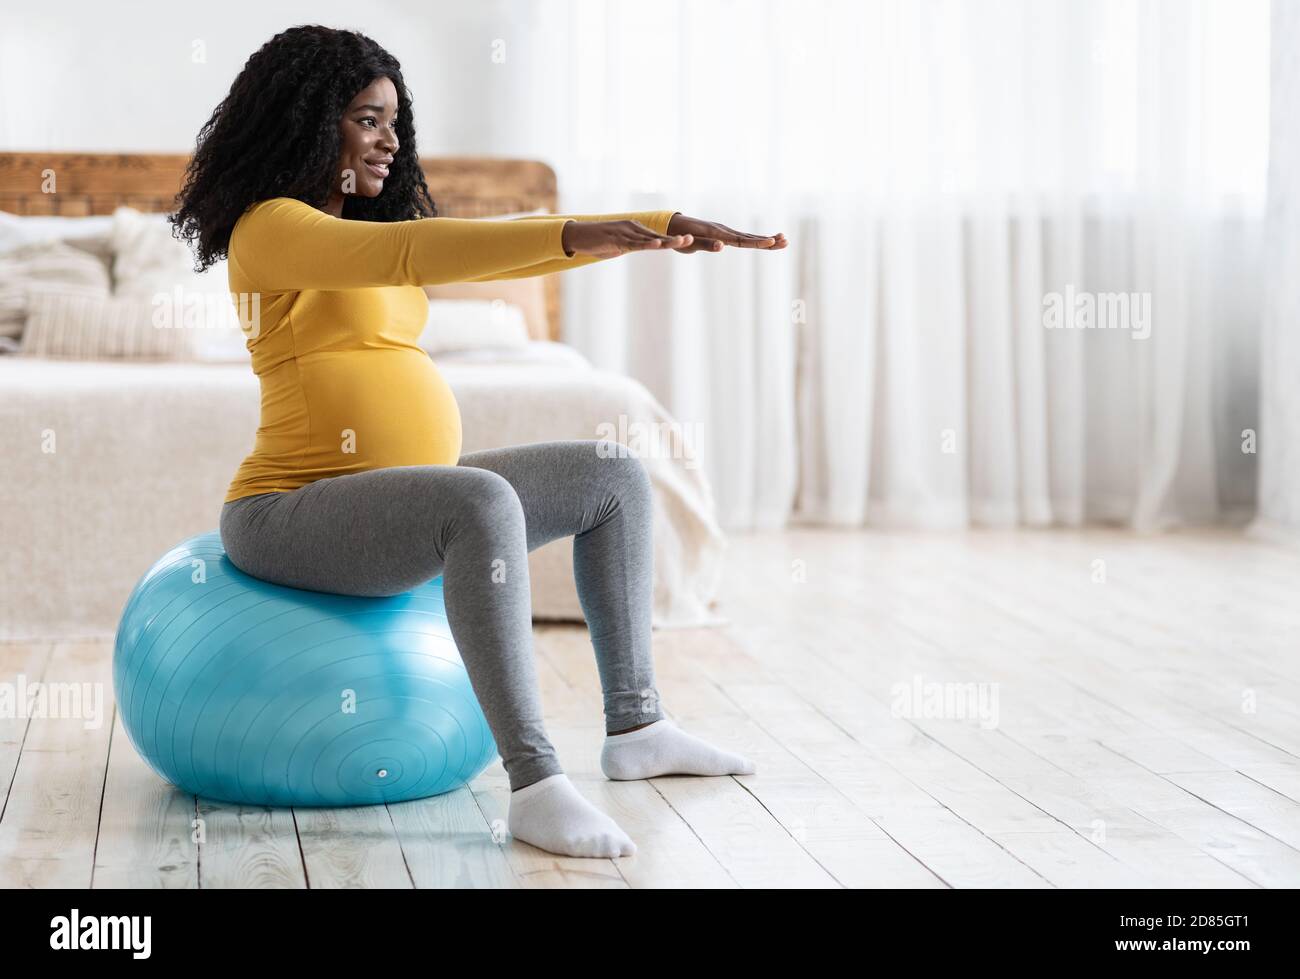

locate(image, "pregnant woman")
[[170, 25, 786, 859]]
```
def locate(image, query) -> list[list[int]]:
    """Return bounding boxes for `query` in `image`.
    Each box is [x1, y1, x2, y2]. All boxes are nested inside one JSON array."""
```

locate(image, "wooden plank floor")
[[1, 527, 1298, 888]]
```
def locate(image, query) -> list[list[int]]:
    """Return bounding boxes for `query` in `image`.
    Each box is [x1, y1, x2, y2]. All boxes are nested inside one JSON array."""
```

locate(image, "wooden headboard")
[[0, 151, 564, 339]]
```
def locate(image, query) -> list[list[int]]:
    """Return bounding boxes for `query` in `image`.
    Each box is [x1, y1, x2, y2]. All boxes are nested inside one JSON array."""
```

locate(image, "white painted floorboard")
[[1, 528, 1295, 888]]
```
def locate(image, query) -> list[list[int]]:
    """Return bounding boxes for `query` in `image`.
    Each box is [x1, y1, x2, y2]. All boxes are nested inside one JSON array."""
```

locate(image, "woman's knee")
[[589, 440, 653, 509], [452, 467, 527, 535]]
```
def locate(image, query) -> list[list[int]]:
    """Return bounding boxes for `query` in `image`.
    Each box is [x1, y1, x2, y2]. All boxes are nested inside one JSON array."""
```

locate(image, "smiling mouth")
[[365, 161, 390, 178]]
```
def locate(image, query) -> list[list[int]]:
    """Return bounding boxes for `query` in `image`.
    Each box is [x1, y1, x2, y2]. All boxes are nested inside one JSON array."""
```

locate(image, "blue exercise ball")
[[113, 530, 498, 807]]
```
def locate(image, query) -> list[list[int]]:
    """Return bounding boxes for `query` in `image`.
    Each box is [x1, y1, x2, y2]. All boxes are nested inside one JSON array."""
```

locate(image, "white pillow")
[[434, 340, 592, 369], [110, 206, 247, 362], [0, 239, 112, 342], [480, 207, 551, 220], [0, 210, 115, 258], [110, 207, 192, 295], [417, 298, 530, 353], [19, 289, 196, 360]]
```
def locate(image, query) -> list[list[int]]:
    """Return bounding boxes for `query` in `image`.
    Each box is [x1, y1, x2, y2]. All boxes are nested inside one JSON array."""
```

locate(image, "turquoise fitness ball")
[[112, 531, 498, 807]]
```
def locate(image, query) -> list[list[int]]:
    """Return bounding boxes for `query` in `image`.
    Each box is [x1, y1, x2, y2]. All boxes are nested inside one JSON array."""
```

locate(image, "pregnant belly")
[[300, 349, 463, 472]]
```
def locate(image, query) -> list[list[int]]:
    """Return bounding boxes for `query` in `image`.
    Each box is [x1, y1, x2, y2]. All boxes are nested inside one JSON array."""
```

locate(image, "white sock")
[[507, 773, 637, 858], [600, 718, 758, 781]]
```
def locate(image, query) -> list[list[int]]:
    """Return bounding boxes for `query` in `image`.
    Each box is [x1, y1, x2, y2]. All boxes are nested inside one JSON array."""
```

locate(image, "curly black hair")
[[170, 24, 437, 273]]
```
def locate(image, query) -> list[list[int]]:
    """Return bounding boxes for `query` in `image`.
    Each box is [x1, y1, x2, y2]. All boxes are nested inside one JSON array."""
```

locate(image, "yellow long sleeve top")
[[223, 197, 679, 503]]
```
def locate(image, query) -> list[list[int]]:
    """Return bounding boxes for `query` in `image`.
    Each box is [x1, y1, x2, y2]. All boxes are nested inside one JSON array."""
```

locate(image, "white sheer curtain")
[[1257, 0, 1300, 538], [479, 0, 1269, 531]]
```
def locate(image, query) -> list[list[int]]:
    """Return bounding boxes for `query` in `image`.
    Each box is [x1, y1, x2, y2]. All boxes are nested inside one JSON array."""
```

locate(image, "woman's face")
[[337, 76, 400, 198]]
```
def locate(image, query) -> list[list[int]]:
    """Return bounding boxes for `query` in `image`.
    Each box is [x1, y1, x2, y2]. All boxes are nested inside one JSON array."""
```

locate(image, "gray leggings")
[[218, 439, 665, 791]]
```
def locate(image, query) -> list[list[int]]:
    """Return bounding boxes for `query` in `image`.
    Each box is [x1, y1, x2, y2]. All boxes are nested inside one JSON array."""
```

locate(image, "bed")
[[0, 152, 726, 641]]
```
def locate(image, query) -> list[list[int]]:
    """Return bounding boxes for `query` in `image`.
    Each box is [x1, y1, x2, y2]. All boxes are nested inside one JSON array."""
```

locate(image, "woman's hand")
[[665, 213, 788, 253], [561, 220, 695, 258]]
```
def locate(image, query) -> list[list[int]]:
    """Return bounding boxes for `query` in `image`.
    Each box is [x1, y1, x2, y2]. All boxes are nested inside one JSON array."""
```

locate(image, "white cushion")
[[417, 298, 530, 353], [0, 210, 115, 258], [0, 239, 112, 343], [480, 207, 550, 220], [19, 290, 196, 360], [433, 339, 592, 368], [109, 206, 247, 362]]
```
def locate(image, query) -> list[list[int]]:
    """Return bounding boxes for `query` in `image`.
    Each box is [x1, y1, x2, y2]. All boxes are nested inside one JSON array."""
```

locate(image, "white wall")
[[0, 0, 522, 155]]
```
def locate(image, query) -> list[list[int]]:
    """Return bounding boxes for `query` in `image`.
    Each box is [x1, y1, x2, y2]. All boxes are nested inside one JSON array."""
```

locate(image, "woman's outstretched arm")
[[228, 196, 647, 292]]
